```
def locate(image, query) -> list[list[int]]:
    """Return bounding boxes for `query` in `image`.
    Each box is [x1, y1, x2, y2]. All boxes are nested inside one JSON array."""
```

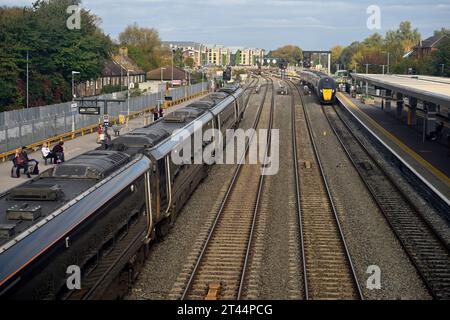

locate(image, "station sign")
[[103, 114, 110, 126], [79, 106, 100, 115], [165, 96, 173, 101]]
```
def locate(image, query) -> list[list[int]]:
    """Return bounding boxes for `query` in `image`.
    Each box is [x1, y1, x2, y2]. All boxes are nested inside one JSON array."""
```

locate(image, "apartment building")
[[162, 41, 266, 67]]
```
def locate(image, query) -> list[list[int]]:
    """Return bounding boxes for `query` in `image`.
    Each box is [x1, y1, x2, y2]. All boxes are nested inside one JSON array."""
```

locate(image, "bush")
[[101, 85, 122, 94]]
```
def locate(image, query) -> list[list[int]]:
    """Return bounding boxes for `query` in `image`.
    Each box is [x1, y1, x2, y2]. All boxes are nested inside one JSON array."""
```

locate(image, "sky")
[[1, 0, 450, 50]]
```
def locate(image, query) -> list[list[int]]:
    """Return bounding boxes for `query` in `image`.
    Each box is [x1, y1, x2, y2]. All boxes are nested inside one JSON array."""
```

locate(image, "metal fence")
[[0, 82, 207, 154]]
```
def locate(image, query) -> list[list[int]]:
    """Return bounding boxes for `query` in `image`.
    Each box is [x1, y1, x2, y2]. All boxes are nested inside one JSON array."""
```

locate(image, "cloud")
[[0, 0, 449, 49]]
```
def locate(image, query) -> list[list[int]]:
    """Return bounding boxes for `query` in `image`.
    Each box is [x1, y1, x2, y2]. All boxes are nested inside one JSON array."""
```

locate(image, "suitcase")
[[11, 166, 19, 178]]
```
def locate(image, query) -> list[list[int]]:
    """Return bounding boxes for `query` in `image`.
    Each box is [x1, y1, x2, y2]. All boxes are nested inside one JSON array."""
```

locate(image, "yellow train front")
[[317, 76, 336, 104], [299, 70, 337, 104]]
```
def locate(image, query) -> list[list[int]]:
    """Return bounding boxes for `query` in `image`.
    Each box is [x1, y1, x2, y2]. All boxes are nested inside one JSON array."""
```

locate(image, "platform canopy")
[[351, 74, 450, 107]]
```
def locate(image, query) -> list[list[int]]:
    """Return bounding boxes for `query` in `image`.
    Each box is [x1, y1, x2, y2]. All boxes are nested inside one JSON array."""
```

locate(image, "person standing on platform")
[[153, 108, 159, 122], [97, 124, 103, 144]]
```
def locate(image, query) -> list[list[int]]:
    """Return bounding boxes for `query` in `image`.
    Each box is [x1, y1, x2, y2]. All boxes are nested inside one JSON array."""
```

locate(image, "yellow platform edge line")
[[337, 92, 450, 187]]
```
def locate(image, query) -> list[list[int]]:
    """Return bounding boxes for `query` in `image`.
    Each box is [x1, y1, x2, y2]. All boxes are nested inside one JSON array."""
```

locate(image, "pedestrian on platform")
[[153, 108, 159, 122], [97, 124, 103, 144], [41, 142, 57, 165], [52, 142, 65, 163], [21, 146, 39, 174], [13, 149, 31, 178]]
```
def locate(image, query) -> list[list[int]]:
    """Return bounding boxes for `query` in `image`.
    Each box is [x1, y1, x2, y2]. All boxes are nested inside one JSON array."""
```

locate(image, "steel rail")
[[289, 80, 364, 300], [181, 77, 273, 300], [324, 102, 450, 299]]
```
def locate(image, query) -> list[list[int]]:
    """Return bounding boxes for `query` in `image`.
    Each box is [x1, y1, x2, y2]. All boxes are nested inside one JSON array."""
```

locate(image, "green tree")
[[184, 57, 195, 68], [269, 45, 303, 65], [119, 23, 164, 71], [429, 37, 450, 76], [330, 45, 343, 73], [235, 50, 241, 66], [0, 0, 112, 110]]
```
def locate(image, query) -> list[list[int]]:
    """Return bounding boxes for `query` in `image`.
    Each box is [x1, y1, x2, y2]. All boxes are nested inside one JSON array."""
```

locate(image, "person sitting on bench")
[[427, 122, 445, 142], [13, 149, 31, 178], [52, 141, 65, 163], [41, 142, 57, 165], [21, 146, 39, 174]]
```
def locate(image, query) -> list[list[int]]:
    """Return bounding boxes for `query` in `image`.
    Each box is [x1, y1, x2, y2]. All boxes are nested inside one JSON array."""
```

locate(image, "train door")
[[158, 158, 168, 214]]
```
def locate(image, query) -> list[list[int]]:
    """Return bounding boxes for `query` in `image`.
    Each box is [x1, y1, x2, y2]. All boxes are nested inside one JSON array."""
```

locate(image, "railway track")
[[288, 81, 363, 300], [71, 79, 260, 301], [324, 102, 450, 300], [178, 78, 274, 300]]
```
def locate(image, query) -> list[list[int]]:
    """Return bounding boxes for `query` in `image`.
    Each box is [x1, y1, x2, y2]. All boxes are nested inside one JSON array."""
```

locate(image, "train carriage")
[[299, 70, 337, 104], [0, 86, 248, 300]]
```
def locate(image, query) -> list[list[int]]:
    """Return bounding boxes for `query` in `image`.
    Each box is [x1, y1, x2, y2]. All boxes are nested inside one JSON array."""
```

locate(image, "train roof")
[[299, 69, 332, 79], [149, 89, 242, 160], [110, 87, 243, 160], [0, 87, 244, 247], [0, 150, 131, 247]]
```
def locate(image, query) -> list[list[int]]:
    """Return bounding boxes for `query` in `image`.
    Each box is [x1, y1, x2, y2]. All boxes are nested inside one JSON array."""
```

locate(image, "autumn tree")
[[269, 45, 303, 65], [119, 23, 164, 71], [330, 45, 343, 73]]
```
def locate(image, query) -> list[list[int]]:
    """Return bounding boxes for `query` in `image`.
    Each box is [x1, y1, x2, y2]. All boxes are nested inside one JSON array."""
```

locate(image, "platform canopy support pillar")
[[385, 89, 392, 111], [408, 97, 418, 126], [396, 92, 404, 119], [424, 101, 437, 135]]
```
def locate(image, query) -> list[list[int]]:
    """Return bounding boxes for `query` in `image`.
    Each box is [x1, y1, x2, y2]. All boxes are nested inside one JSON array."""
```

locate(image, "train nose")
[[322, 89, 333, 101]]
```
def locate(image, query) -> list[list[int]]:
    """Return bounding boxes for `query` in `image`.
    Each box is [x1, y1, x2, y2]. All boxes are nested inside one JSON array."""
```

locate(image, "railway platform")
[[336, 92, 450, 201], [0, 96, 206, 195]]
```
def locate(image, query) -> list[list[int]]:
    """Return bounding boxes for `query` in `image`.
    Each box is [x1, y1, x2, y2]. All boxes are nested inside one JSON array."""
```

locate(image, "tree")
[[119, 23, 164, 71], [434, 28, 450, 38], [235, 50, 241, 66], [184, 57, 195, 68], [338, 42, 360, 72], [330, 45, 343, 73], [0, 0, 113, 110], [269, 45, 303, 65], [429, 37, 450, 76], [386, 21, 420, 71]]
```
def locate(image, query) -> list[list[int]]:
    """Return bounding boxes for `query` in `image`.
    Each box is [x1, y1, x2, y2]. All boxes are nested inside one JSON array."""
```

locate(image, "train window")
[[83, 253, 99, 276], [116, 224, 129, 242], [101, 238, 114, 257]]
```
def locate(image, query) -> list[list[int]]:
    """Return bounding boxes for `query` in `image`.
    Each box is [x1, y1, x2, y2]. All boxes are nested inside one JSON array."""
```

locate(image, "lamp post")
[[71, 71, 80, 101], [71, 71, 80, 133], [26, 51, 29, 109], [160, 67, 166, 113], [201, 70, 205, 92], [127, 69, 134, 118], [171, 47, 176, 87], [387, 52, 390, 74], [364, 64, 370, 96]]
